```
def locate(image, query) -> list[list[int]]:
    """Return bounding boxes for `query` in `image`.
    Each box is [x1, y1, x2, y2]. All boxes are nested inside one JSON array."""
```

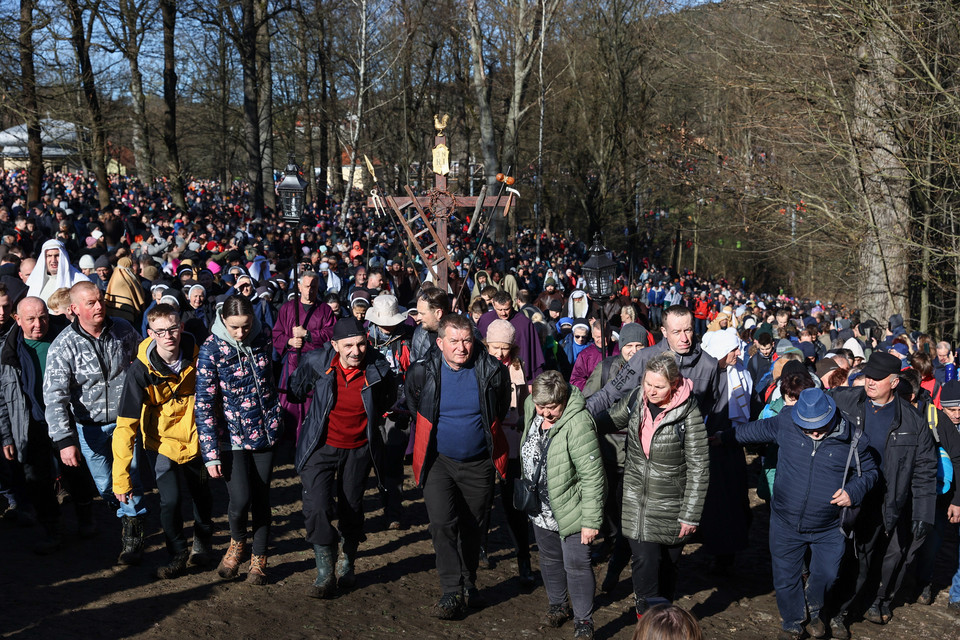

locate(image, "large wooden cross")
[[366, 115, 517, 291]]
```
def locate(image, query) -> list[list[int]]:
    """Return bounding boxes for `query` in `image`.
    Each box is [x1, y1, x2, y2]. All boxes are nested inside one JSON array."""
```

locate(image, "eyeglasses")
[[574, 334, 590, 342], [151, 326, 181, 338]]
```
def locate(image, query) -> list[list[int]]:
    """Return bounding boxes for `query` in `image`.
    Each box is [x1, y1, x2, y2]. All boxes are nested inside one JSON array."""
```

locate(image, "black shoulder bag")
[[514, 437, 548, 516]]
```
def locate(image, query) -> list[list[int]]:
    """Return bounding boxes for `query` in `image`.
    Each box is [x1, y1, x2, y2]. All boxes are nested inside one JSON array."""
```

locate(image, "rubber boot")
[[308, 544, 338, 599], [518, 558, 535, 589], [117, 515, 145, 565], [336, 538, 359, 589], [189, 533, 214, 567]]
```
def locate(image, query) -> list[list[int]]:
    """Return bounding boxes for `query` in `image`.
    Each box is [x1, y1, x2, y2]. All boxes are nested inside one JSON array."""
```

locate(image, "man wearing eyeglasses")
[[112, 303, 213, 579]]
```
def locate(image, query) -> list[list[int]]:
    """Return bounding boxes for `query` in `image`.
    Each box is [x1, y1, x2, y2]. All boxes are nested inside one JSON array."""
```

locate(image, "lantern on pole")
[[277, 154, 307, 223], [276, 153, 309, 373], [581, 233, 618, 356], [582, 233, 617, 298]]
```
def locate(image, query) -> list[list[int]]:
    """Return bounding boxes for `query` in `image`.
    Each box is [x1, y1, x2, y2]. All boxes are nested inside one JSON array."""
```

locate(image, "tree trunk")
[[297, 19, 315, 204], [66, 0, 110, 209], [256, 0, 275, 213], [240, 0, 263, 216], [466, 0, 500, 237], [159, 0, 185, 209], [317, 7, 330, 201], [118, 0, 154, 182], [851, 15, 910, 323], [19, 0, 42, 204]]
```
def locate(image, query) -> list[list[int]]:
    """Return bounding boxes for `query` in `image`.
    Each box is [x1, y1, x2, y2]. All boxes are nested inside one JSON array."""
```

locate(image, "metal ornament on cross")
[[364, 115, 520, 292]]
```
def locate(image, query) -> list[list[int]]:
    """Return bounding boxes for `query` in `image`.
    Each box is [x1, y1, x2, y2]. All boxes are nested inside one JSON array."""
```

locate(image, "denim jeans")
[[76, 422, 146, 518], [950, 533, 960, 603]]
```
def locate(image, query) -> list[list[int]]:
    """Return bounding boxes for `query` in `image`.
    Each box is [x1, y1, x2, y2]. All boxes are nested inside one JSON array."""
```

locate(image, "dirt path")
[[3, 451, 959, 640]]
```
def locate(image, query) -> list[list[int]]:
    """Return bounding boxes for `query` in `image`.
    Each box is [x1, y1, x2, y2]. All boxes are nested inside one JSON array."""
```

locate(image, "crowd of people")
[[2, 168, 960, 640]]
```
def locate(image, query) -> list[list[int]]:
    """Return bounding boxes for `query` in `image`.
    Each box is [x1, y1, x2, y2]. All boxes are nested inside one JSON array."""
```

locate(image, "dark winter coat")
[[289, 343, 397, 481], [829, 386, 938, 529], [728, 406, 878, 533], [610, 379, 710, 545], [405, 348, 510, 486]]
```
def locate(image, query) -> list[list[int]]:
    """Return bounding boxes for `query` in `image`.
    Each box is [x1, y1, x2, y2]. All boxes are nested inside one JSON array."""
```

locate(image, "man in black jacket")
[[405, 313, 510, 620], [290, 317, 397, 600], [0, 297, 94, 553], [827, 352, 938, 638]]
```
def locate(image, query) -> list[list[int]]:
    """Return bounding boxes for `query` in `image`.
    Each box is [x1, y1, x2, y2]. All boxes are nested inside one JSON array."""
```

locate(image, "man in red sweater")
[[290, 317, 397, 599]]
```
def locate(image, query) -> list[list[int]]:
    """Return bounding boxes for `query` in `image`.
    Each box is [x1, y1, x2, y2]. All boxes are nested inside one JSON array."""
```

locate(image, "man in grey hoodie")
[[44, 281, 142, 564]]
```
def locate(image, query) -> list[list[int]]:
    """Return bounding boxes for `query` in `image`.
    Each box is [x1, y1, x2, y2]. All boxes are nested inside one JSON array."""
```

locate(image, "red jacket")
[[694, 298, 711, 320]]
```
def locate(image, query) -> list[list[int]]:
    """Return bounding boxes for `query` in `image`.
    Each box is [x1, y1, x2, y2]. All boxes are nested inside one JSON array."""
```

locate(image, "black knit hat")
[[941, 380, 960, 408], [332, 317, 366, 342]]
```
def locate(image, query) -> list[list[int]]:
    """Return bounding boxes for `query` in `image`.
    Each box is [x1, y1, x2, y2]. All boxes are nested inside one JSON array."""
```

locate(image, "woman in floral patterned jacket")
[[196, 295, 282, 585]]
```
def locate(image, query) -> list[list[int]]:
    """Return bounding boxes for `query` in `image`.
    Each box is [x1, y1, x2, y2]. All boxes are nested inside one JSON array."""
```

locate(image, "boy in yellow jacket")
[[113, 303, 213, 579]]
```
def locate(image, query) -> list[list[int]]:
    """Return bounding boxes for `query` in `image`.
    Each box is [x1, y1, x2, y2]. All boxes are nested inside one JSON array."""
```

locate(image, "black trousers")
[[149, 452, 214, 554], [499, 457, 530, 563], [300, 442, 372, 546], [21, 420, 96, 528], [221, 447, 274, 555], [422, 454, 495, 594], [830, 491, 894, 618], [378, 414, 409, 522], [629, 538, 685, 607]]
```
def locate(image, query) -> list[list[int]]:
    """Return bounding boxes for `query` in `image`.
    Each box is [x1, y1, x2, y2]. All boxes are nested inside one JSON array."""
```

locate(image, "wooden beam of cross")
[[366, 115, 518, 291]]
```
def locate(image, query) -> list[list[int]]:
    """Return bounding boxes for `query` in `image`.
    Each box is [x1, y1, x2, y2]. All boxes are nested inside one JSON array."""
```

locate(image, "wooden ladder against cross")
[[366, 115, 518, 291]]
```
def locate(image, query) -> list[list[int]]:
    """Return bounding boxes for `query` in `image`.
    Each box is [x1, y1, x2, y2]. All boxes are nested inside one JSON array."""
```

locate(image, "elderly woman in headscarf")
[[105, 257, 148, 325], [25, 239, 90, 303]]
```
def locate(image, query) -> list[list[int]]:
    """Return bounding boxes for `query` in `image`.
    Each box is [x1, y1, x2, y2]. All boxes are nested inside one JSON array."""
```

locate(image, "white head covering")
[[26, 239, 89, 299], [702, 328, 740, 361], [248, 255, 271, 282]]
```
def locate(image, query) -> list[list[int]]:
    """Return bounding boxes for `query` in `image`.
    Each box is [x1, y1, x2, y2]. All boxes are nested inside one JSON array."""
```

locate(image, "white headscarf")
[[26, 239, 89, 299]]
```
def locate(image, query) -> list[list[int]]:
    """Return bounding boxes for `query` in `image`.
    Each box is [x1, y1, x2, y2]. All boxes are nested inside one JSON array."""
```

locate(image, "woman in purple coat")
[[570, 321, 618, 390], [271, 271, 335, 438]]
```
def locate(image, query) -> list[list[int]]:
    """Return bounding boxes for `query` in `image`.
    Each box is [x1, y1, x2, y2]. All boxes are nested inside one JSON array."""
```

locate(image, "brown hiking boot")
[[246, 554, 267, 585], [216, 538, 247, 580]]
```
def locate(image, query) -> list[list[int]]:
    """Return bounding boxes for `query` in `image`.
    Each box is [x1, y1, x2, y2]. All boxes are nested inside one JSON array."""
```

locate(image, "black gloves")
[[912, 519, 932, 540]]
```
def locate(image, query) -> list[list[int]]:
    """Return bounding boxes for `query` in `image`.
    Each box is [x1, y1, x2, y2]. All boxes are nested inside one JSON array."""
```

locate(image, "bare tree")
[[19, 0, 42, 203], [97, 0, 157, 183], [159, 0, 185, 208], [65, 0, 111, 208]]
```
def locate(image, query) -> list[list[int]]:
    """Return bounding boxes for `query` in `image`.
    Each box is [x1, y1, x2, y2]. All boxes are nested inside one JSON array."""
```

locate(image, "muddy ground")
[[3, 448, 959, 640]]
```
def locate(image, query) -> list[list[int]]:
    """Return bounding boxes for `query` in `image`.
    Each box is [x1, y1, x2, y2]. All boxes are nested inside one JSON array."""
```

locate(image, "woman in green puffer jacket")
[[519, 371, 606, 640], [609, 352, 709, 618]]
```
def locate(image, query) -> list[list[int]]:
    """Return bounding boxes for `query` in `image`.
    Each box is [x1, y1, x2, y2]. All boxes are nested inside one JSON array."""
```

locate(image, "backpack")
[[925, 404, 954, 495]]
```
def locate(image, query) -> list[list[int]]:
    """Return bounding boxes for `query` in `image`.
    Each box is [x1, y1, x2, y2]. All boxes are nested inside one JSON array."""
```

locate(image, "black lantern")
[[277, 154, 307, 223], [582, 233, 617, 298]]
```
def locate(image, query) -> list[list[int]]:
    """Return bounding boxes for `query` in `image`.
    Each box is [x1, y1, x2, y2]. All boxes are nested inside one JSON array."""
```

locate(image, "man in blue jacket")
[[720, 388, 878, 640]]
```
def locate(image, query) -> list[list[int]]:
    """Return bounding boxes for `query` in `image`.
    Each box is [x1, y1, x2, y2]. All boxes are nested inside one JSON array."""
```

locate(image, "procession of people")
[[2, 168, 960, 640]]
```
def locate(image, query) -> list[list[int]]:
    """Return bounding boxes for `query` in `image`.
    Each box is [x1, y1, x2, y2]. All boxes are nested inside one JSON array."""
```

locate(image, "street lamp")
[[581, 233, 618, 356]]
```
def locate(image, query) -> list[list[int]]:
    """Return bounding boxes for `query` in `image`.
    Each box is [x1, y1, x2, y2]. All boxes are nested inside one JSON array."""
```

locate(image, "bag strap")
[[840, 419, 863, 492], [530, 425, 550, 486], [927, 403, 942, 444]]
